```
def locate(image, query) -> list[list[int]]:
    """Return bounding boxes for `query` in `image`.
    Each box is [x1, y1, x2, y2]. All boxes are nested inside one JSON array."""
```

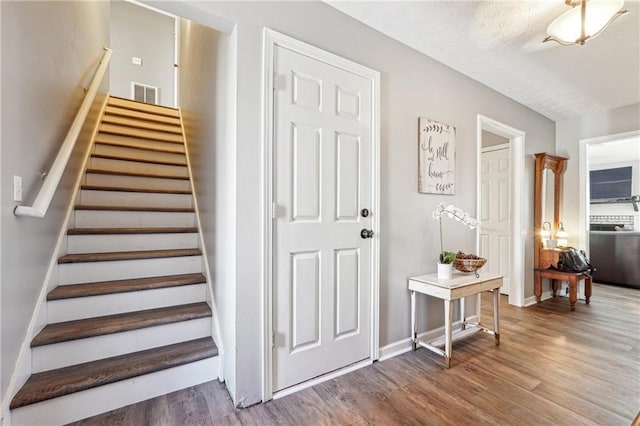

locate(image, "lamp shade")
[[546, 0, 627, 45]]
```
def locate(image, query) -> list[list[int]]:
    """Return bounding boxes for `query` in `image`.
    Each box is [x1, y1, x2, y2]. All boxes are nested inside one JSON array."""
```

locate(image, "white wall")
[[160, 1, 555, 406], [177, 17, 238, 401], [0, 0, 110, 403], [110, 0, 175, 107], [556, 103, 640, 238]]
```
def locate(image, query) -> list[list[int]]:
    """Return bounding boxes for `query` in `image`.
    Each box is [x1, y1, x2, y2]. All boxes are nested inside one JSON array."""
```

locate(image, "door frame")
[[578, 130, 640, 253], [261, 28, 381, 402], [476, 115, 525, 307]]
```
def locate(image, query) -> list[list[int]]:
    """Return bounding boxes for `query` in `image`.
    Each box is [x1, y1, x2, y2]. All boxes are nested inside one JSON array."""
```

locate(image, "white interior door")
[[273, 44, 373, 392], [480, 146, 511, 295]]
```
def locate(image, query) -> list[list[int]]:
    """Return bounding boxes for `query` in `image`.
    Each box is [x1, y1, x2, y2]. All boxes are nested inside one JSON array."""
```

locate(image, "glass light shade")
[[545, 0, 627, 45], [556, 222, 569, 247], [540, 221, 552, 239]]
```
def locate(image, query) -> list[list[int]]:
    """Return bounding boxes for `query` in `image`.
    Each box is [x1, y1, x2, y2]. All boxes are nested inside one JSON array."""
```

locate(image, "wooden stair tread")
[[74, 205, 194, 213], [58, 248, 201, 264], [100, 123, 184, 144], [91, 153, 186, 167], [31, 302, 211, 347], [102, 114, 183, 134], [104, 105, 181, 126], [48, 273, 206, 300], [68, 226, 198, 235], [11, 337, 216, 409], [108, 96, 180, 117], [85, 168, 189, 180], [80, 185, 191, 195], [95, 139, 185, 155]]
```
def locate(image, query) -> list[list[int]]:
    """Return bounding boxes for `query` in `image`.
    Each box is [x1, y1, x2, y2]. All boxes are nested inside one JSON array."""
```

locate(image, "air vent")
[[131, 82, 158, 105]]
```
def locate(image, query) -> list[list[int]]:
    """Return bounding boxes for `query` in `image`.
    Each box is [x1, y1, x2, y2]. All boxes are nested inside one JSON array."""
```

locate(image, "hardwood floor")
[[70, 283, 640, 425]]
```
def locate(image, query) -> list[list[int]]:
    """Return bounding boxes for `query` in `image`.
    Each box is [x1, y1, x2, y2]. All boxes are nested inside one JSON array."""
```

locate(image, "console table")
[[409, 272, 502, 368]]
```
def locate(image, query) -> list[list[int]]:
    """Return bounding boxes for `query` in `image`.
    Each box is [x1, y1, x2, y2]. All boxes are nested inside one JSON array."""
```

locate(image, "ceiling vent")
[[131, 82, 158, 105]]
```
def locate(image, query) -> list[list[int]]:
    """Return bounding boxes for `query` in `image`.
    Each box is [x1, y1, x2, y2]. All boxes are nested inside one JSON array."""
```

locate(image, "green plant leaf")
[[439, 251, 456, 264]]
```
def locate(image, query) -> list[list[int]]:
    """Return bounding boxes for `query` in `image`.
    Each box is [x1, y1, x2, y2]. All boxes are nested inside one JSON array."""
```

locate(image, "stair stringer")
[[178, 108, 225, 382], [0, 93, 111, 423]]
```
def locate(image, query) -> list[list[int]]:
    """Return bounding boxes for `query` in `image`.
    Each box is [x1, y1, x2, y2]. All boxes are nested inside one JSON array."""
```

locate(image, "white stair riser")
[[59, 256, 202, 284], [96, 134, 184, 153], [89, 157, 189, 177], [93, 143, 187, 165], [68, 233, 199, 253], [78, 189, 193, 209], [32, 318, 211, 372], [47, 284, 207, 323], [12, 357, 218, 426], [84, 173, 191, 191], [74, 210, 196, 228]]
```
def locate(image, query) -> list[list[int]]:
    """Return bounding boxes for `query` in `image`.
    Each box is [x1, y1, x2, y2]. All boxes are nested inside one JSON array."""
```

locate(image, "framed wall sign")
[[418, 117, 455, 195]]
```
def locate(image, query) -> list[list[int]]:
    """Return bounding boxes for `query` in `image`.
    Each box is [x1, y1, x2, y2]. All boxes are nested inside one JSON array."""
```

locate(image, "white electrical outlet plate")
[[13, 175, 23, 202], [132, 56, 142, 66]]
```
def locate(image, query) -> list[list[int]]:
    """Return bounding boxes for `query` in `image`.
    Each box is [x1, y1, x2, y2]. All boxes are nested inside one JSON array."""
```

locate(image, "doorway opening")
[[476, 115, 525, 307]]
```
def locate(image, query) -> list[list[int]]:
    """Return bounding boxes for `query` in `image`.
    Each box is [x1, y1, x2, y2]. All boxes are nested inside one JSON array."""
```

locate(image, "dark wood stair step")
[[104, 105, 181, 126], [80, 185, 191, 195], [74, 205, 194, 213], [95, 139, 185, 155], [11, 337, 217, 409], [91, 153, 186, 167], [31, 302, 211, 347], [48, 273, 206, 300], [85, 168, 190, 180], [68, 226, 198, 235], [108, 96, 180, 118], [102, 114, 183, 134], [58, 248, 201, 264]]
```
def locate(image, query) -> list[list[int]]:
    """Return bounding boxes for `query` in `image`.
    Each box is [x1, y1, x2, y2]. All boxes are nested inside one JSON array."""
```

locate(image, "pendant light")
[[544, 0, 628, 46]]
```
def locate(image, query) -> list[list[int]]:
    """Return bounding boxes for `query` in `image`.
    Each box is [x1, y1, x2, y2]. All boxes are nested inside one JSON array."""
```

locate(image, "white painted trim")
[[179, 108, 225, 382], [378, 315, 479, 361], [272, 359, 372, 400], [13, 48, 112, 218], [476, 115, 525, 308], [577, 130, 640, 255], [261, 28, 381, 402], [1, 94, 110, 420], [481, 143, 510, 153], [524, 290, 554, 307]]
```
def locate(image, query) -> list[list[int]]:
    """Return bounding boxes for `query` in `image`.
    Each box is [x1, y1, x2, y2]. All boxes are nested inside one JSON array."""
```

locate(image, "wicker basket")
[[453, 256, 487, 273]]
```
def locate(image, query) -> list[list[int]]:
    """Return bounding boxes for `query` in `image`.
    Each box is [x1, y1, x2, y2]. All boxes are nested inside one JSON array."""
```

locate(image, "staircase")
[[10, 97, 219, 425]]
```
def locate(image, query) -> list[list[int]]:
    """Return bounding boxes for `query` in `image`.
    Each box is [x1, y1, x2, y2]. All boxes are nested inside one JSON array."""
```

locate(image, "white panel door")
[[480, 147, 511, 295], [273, 45, 373, 392]]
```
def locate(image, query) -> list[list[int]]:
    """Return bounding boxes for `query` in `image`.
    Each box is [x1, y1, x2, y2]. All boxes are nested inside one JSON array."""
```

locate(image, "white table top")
[[409, 272, 502, 289]]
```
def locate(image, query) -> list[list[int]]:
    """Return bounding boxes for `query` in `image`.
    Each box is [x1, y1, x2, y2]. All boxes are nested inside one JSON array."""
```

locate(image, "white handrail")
[[14, 47, 113, 218]]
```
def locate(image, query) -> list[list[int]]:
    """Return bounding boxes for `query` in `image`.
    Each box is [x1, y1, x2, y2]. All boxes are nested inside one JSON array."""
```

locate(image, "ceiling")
[[326, 0, 640, 122]]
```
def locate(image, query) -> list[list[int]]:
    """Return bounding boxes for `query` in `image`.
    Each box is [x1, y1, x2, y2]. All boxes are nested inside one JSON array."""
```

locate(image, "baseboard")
[[178, 108, 225, 381], [524, 290, 554, 307], [378, 315, 479, 361]]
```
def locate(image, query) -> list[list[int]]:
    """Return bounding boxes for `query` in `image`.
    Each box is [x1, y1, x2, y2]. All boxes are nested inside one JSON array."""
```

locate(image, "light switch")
[[132, 56, 142, 66], [13, 175, 22, 202]]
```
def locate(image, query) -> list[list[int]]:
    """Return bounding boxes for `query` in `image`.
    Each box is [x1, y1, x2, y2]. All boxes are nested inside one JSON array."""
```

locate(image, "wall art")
[[418, 117, 455, 195]]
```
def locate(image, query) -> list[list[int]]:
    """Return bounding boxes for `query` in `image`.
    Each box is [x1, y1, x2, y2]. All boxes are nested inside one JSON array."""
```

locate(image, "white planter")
[[437, 262, 453, 280]]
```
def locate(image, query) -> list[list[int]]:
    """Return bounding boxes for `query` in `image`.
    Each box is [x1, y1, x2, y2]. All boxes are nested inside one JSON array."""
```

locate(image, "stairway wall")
[[178, 19, 237, 399], [0, 1, 110, 403]]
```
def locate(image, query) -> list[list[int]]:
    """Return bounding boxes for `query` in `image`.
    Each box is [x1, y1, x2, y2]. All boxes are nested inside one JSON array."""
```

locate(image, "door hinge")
[[272, 203, 277, 219], [272, 330, 276, 348], [273, 72, 278, 91]]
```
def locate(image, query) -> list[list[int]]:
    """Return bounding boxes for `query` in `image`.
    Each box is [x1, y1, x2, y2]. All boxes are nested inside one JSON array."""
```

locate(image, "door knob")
[[360, 229, 374, 239]]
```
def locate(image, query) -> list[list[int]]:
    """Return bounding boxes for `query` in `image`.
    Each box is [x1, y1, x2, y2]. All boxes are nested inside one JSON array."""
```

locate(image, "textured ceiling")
[[326, 0, 640, 121]]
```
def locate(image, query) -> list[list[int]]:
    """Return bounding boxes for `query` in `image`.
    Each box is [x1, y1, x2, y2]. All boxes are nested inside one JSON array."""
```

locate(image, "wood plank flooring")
[[69, 283, 640, 425]]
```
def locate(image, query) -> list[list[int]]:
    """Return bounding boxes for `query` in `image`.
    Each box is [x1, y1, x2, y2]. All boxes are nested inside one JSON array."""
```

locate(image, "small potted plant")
[[432, 202, 479, 279]]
